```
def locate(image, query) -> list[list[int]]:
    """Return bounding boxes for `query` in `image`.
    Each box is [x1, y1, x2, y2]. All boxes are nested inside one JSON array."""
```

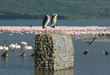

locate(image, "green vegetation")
[[72, 36, 76, 38], [0, 0, 110, 20], [92, 36, 108, 39], [0, 30, 10, 32], [82, 40, 109, 42]]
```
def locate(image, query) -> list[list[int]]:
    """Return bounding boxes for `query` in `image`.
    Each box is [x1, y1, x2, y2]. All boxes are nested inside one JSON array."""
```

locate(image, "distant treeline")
[[0, 10, 68, 20], [0, 0, 110, 20]]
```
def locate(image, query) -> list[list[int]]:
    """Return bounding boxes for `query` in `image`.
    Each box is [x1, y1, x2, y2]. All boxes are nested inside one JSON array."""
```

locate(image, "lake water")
[[74, 39, 110, 75], [0, 20, 110, 75], [0, 32, 110, 75], [0, 20, 110, 27]]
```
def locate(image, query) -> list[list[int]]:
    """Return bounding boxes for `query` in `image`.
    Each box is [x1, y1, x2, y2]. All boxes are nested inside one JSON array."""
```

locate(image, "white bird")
[[23, 45, 33, 50], [12, 32, 14, 33], [51, 13, 57, 28], [9, 33, 13, 36], [25, 32, 29, 34], [3, 45, 9, 51], [21, 41, 27, 45], [15, 43, 21, 49], [42, 14, 51, 33], [9, 44, 15, 48], [0, 46, 3, 50], [20, 33, 23, 35]]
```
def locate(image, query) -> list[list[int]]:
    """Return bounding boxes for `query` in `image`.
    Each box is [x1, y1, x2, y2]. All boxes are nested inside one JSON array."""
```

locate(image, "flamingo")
[[23, 45, 33, 50], [3, 45, 9, 51], [9, 44, 15, 48], [9, 33, 13, 36], [15, 43, 21, 49], [25, 32, 29, 34], [21, 41, 27, 45], [12, 32, 14, 33], [0, 46, 3, 50], [1, 26, 110, 36], [20, 33, 23, 35]]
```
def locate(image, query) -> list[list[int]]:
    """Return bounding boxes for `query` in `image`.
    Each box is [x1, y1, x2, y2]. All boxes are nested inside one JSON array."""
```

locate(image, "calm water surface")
[[0, 20, 110, 26], [0, 31, 110, 75], [74, 38, 110, 75]]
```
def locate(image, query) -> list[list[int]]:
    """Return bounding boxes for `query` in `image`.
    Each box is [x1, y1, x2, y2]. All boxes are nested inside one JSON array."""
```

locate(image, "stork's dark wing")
[[51, 16, 54, 24], [42, 16, 47, 28]]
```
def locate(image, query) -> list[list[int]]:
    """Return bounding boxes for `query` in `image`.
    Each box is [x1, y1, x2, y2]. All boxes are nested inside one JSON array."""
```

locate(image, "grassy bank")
[[92, 36, 109, 39], [72, 36, 76, 38], [82, 40, 109, 42]]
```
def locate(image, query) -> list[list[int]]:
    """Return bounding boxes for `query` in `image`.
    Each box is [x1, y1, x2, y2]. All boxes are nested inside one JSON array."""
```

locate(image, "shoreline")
[[81, 40, 109, 42], [0, 26, 110, 36]]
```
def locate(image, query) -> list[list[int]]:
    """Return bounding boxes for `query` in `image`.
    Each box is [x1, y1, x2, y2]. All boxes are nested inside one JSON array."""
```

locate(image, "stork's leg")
[[45, 26, 47, 33], [45, 27, 46, 33], [54, 24, 56, 32], [46, 26, 48, 33]]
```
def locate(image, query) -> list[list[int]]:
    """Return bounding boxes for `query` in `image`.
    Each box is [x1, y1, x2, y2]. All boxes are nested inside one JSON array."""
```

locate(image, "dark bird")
[[20, 53, 26, 57], [103, 50, 109, 55], [83, 49, 88, 55], [1, 51, 8, 58], [30, 25, 32, 27], [89, 36, 96, 45], [42, 14, 51, 33], [51, 13, 57, 28], [31, 53, 35, 57]]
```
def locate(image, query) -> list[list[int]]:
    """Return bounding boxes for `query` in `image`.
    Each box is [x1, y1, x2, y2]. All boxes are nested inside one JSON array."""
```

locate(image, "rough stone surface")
[[34, 67, 74, 75], [34, 32, 74, 71]]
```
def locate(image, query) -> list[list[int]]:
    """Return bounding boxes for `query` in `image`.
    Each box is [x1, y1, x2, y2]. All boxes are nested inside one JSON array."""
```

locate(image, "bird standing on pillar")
[[51, 13, 57, 28], [42, 14, 51, 33]]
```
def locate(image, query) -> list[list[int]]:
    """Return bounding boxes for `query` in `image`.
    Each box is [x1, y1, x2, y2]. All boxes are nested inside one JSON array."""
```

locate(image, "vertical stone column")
[[34, 32, 74, 71]]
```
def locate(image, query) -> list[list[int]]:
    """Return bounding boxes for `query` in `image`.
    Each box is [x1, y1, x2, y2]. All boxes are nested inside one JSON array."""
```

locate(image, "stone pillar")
[[34, 32, 74, 71]]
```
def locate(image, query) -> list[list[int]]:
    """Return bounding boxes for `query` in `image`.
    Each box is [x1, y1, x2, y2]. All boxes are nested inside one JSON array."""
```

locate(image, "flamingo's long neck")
[[16, 43, 17, 45], [4, 45, 5, 48], [26, 45, 27, 48]]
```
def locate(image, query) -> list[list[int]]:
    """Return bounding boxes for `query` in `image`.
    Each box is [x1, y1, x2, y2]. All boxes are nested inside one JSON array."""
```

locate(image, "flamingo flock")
[[0, 26, 110, 36], [8, 42, 33, 50], [23, 44, 33, 50], [0, 25, 110, 58], [0, 41, 33, 58]]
